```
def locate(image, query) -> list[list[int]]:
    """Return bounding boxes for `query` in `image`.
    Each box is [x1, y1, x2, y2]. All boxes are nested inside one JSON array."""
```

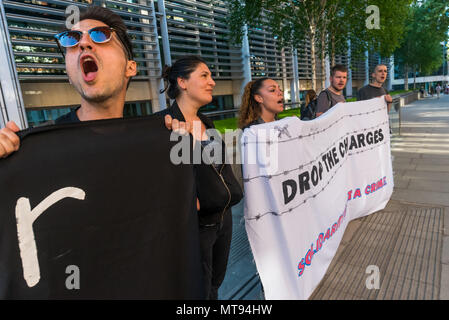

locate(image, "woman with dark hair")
[[159, 56, 243, 300], [238, 78, 284, 129]]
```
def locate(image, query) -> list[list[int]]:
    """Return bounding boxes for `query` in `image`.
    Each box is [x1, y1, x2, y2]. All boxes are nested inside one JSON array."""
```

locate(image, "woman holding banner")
[[236, 78, 285, 299], [160, 56, 243, 300], [238, 78, 285, 129]]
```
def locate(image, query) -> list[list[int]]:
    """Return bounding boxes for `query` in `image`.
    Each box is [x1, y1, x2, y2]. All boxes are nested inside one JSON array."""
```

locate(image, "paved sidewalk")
[[218, 200, 262, 300], [220, 93, 449, 300], [389, 94, 449, 299], [312, 94, 449, 299]]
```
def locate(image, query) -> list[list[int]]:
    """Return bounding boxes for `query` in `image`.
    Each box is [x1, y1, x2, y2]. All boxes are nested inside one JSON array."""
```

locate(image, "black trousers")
[[198, 211, 233, 300]]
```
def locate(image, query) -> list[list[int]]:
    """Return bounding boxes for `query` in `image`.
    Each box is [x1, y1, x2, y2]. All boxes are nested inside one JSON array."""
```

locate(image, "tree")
[[228, 0, 352, 91], [227, 0, 412, 90], [394, 0, 449, 89]]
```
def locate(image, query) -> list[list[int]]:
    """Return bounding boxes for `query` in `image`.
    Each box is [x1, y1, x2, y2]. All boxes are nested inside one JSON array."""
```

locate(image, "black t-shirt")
[[55, 107, 81, 124], [242, 117, 265, 130], [357, 84, 388, 101]]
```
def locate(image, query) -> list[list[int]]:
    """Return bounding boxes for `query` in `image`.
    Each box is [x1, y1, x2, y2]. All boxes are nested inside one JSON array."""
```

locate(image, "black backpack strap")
[[309, 98, 317, 119], [324, 89, 333, 109]]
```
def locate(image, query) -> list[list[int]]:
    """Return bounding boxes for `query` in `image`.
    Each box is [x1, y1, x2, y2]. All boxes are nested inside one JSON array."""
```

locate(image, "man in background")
[[436, 84, 442, 99], [357, 64, 393, 112], [315, 64, 348, 118]]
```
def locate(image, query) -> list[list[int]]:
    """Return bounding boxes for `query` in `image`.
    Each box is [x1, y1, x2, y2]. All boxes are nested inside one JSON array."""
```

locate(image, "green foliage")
[[390, 89, 414, 95], [227, 0, 412, 60], [277, 108, 301, 119], [213, 108, 302, 133], [227, 0, 269, 45], [367, 0, 412, 57], [213, 117, 239, 134], [395, 0, 449, 77]]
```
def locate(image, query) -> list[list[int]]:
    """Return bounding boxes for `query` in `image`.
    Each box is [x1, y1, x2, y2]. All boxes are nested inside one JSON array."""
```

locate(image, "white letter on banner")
[[15, 187, 86, 287]]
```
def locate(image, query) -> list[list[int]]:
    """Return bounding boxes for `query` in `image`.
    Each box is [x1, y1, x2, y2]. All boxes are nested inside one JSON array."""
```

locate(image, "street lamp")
[[440, 41, 448, 87]]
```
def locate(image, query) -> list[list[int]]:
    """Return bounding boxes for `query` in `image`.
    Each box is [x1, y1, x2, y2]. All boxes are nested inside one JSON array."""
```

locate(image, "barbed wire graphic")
[[242, 120, 389, 183], [242, 106, 386, 146], [245, 139, 390, 221]]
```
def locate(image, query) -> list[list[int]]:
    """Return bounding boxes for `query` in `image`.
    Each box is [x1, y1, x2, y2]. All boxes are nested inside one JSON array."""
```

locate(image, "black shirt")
[[357, 84, 388, 101]]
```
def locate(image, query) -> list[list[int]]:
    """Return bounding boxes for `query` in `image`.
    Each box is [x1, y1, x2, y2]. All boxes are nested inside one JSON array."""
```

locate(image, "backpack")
[[300, 98, 318, 120], [300, 90, 332, 121]]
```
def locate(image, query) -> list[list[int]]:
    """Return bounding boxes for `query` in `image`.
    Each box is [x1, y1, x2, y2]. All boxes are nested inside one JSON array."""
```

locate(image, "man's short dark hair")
[[372, 64, 387, 74], [78, 5, 134, 61], [330, 64, 348, 77]]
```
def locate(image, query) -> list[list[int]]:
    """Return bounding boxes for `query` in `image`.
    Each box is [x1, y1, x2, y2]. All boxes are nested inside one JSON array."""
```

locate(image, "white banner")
[[241, 97, 393, 300]]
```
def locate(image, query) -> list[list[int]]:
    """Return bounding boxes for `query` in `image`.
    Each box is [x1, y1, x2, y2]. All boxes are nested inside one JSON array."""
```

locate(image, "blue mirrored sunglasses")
[[54, 26, 115, 48], [54, 26, 132, 61]]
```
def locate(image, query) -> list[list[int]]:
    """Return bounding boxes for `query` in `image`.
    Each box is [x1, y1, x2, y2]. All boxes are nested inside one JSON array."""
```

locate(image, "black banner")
[[0, 115, 204, 299]]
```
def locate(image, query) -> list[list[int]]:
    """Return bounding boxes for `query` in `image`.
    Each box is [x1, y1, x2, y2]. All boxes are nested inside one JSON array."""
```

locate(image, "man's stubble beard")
[[69, 62, 128, 105], [78, 78, 126, 105], [331, 83, 345, 94], [374, 79, 385, 86], [80, 89, 113, 104]]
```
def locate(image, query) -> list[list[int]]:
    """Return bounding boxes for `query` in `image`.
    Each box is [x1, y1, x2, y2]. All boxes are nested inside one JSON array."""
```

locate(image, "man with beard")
[[0, 5, 137, 157], [50, 6, 137, 123], [0, 5, 191, 157], [357, 64, 393, 112], [315, 64, 348, 118]]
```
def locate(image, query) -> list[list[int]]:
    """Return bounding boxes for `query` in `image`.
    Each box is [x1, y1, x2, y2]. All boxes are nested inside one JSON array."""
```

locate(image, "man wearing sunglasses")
[[0, 5, 137, 157], [55, 6, 137, 123]]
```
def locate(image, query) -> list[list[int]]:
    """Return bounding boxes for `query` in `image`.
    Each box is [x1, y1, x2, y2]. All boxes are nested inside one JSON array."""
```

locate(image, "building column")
[[281, 48, 289, 105], [157, 0, 171, 67], [346, 39, 353, 98], [444, 41, 449, 81], [148, 0, 166, 111], [0, 2, 28, 129], [291, 48, 300, 104], [364, 50, 370, 86], [388, 55, 394, 91], [235, 24, 252, 108], [324, 55, 330, 89]]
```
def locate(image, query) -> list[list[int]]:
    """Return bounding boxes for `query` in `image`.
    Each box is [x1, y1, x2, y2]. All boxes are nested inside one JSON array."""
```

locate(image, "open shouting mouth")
[[80, 55, 99, 83]]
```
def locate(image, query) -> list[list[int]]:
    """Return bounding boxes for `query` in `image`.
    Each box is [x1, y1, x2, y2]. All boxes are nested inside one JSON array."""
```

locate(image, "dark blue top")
[[55, 107, 81, 124]]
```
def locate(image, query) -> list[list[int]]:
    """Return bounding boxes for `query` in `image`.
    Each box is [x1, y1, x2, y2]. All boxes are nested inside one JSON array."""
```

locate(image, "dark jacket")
[[242, 117, 265, 131], [158, 102, 243, 226]]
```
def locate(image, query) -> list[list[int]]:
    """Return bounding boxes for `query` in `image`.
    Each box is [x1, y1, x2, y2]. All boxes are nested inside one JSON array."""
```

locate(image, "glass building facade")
[[2, 0, 380, 127]]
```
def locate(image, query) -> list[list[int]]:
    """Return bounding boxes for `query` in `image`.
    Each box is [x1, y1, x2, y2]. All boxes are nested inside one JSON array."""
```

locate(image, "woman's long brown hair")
[[305, 89, 317, 105], [238, 78, 268, 129]]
